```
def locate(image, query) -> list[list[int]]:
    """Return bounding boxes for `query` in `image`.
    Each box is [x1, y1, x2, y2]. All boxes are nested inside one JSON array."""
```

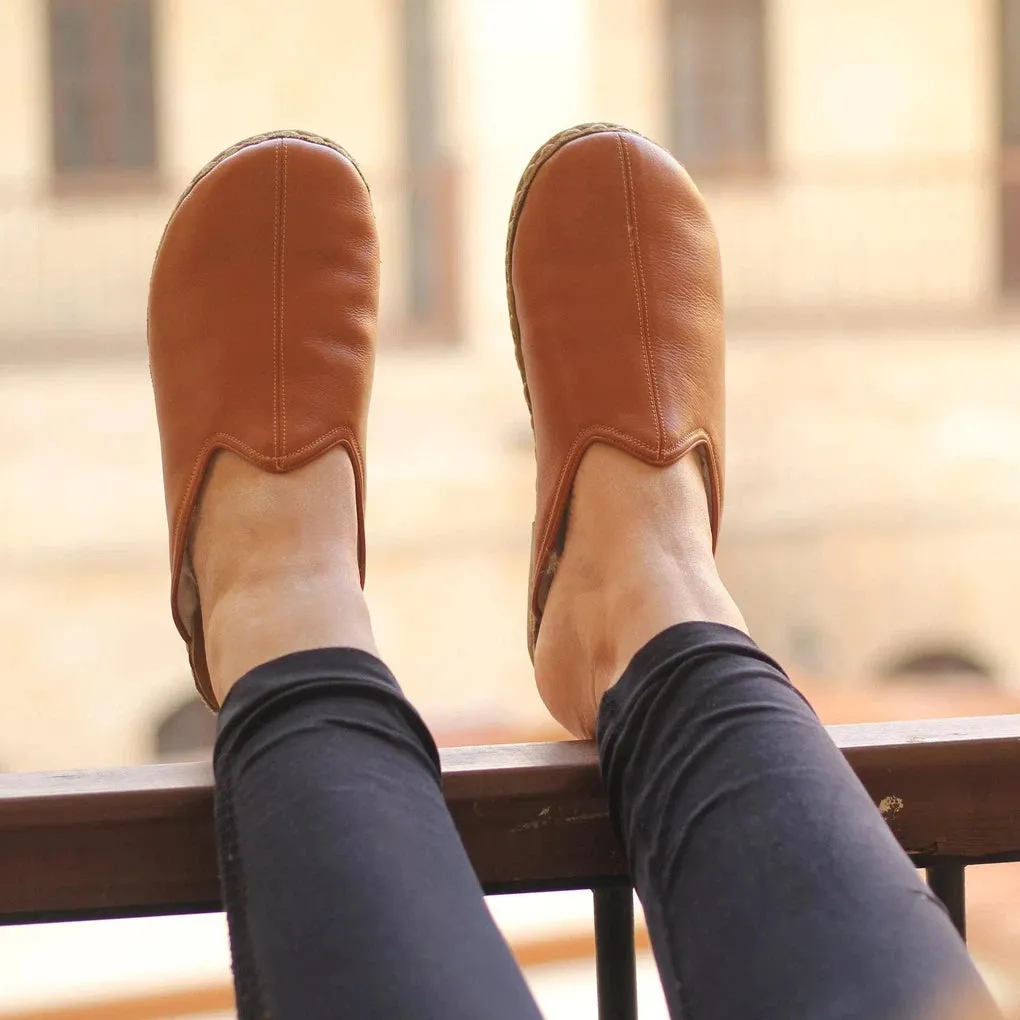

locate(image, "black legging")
[[213, 623, 995, 1019]]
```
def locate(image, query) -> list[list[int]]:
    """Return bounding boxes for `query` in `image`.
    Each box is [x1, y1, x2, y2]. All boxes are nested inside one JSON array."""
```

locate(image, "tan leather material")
[[148, 131, 378, 709], [506, 124, 726, 657]]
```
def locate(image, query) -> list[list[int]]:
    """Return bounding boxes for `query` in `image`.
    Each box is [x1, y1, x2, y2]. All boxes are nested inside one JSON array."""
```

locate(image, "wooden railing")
[[2, 715, 1020, 1020]]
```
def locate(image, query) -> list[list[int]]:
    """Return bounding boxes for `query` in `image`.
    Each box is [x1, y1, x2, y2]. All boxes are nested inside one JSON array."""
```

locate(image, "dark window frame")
[[47, 0, 159, 190], [666, 0, 771, 177], [397, 0, 461, 344], [1000, 0, 1020, 293]]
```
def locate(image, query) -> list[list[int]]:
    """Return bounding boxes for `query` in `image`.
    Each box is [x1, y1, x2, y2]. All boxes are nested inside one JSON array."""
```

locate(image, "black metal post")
[[927, 863, 967, 940], [593, 885, 638, 1020]]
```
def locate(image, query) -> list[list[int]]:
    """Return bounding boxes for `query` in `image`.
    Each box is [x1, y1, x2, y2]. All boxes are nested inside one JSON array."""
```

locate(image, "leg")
[[538, 445, 999, 1020], [196, 450, 542, 1020]]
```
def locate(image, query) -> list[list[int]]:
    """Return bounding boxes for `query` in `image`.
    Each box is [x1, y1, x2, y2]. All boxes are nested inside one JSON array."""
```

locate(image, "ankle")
[[200, 565, 375, 704], [537, 535, 742, 727]]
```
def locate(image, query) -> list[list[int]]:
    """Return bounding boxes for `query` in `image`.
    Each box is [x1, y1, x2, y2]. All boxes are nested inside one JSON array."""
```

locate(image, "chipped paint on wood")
[[879, 794, 905, 817]]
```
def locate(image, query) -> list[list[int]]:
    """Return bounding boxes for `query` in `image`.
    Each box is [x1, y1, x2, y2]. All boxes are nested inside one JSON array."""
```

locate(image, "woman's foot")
[[148, 131, 378, 708], [190, 448, 376, 706], [534, 445, 745, 737], [507, 123, 744, 736]]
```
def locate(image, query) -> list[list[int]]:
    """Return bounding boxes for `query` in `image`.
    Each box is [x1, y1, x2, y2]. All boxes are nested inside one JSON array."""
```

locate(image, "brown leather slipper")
[[505, 123, 726, 661], [148, 130, 378, 709]]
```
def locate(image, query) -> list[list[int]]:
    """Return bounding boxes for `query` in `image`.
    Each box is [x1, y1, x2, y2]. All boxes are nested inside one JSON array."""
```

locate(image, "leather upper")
[[508, 126, 726, 655], [148, 133, 378, 707]]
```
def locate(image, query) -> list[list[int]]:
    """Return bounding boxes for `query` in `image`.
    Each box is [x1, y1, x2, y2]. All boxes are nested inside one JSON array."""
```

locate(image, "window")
[[667, 0, 768, 173], [882, 648, 994, 686], [47, 0, 157, 180], [399, 0, 460, 341], [1001, 0, 1020, 292]]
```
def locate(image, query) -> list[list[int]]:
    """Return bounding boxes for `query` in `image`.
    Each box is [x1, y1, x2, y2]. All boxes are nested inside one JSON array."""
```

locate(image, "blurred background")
[[2, 0, 1020, 1015]]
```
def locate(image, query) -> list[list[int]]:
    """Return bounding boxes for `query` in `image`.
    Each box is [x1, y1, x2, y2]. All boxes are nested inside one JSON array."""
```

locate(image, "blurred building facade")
[[1, 0, 1019, 771]]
